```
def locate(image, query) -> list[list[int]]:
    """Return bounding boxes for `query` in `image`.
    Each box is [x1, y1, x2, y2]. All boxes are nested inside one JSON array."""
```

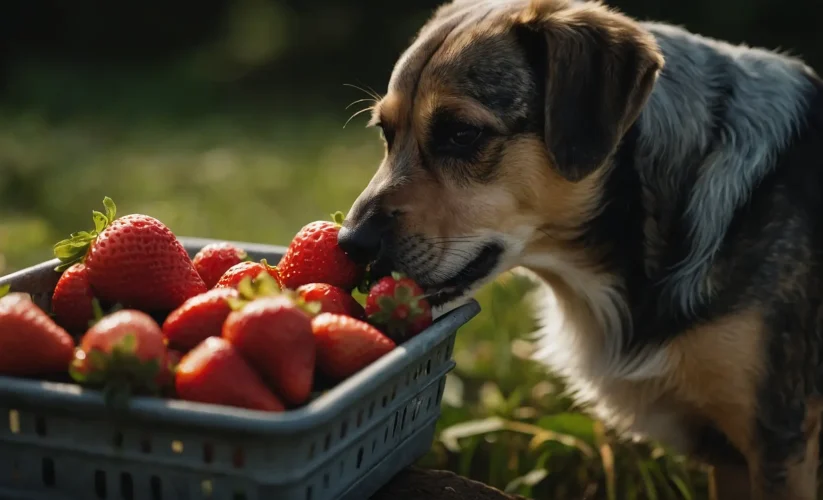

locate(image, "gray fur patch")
[[635, 22, 816, 314]]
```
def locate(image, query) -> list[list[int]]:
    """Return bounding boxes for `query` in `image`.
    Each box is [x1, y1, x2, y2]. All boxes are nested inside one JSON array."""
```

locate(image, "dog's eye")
[[447, 123, 482, 147], [377, 123, 395, 149]]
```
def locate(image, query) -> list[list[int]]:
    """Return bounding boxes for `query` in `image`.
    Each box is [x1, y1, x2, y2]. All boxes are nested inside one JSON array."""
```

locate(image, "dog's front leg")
[[748, 400, 821, 500]]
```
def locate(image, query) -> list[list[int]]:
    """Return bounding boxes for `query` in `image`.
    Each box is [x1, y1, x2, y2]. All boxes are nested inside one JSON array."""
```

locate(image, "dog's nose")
[[337, 213, 389, 265]]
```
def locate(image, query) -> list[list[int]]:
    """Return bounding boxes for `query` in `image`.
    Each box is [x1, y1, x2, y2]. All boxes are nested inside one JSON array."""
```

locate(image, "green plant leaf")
[[504, 468, 547, 495], [439, 417, 505, 453]]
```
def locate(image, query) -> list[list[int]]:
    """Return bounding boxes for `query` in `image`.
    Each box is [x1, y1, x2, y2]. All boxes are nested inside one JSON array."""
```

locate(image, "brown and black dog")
[[337, 0, 823, 498]]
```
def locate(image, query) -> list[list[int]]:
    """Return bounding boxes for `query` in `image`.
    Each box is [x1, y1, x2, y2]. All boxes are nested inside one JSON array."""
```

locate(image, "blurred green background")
[[1, 0, 820, 498]]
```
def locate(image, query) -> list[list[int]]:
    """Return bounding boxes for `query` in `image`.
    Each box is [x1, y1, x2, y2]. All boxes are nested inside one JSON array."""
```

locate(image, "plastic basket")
[[0, 237, 480, 500]]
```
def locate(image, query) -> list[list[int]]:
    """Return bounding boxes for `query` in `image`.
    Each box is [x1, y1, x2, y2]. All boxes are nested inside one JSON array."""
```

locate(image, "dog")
[[337, 0, 823, 498]]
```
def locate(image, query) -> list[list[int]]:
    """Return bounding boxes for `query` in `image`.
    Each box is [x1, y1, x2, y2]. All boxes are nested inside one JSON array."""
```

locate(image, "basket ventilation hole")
[[381, 395, 387, 408], [150, 475, 163, 500], [383, 426, 389, 444], [305, 486, 313, 500], [233, 447, 245, 468], [171, 440, 184, 453], [308, 442, 315, 460], [8, 409, 20, 434], [324, 433, 331, 451], [41, 457, 55, 487], [372, 439, 377, 453], [120, 472, 134, 500], [400, 407, 408, 432], [356, 447, 364, 469], [201, 480, 213, 498], [391, 385, 397, 401], [340, 420, 348, 439], [94, 470, 107, 499], [427, 396, 432, 410], [203, 443, 214, 464], [35, 415, 47, 436], [392, 411, 400, 438], [323, 473, 329, 489], [140, 437, 152, 453], [368, 401, 375, 418], [113, 432, 124, 449], [426, 359, 432, 375]]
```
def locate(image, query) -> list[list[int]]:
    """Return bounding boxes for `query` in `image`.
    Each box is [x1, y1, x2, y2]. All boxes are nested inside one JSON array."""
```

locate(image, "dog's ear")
[[515, 5, 663, 182]]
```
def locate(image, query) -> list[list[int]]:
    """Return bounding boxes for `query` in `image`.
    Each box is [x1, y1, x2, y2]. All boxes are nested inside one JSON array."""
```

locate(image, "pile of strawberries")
[[0, 198, 433, 412]]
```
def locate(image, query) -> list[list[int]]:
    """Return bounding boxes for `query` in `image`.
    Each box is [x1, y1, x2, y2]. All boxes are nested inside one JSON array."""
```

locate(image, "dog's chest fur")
[[525, 23, 822, 455]]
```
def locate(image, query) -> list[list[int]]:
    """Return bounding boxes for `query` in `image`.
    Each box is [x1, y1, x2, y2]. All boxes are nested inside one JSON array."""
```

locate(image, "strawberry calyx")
[[227, 272, 322, 316], [0, 284, 10, 299], [69, 332, 161, 410], [53, 197, 117, 272], [368, 274, 427, 336], [331, 211, 346, 227]]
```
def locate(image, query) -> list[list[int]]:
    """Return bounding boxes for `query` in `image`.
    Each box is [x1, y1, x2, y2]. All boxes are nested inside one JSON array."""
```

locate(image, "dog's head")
[[340, 0, 663, 308]]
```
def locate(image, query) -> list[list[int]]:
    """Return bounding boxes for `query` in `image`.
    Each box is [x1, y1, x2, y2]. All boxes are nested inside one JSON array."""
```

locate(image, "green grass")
[[0, 106, 714, 499]]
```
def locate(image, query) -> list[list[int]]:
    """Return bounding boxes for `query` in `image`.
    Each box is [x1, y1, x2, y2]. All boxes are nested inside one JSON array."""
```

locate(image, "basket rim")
[[0, 237, 481, 435]]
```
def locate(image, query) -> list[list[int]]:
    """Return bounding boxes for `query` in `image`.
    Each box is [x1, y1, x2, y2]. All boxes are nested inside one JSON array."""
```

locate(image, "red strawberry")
[[162, 288, 239, 352], [70, 309, 169, 405], [311, 313, 396, 380], [51, 263, 95, 334], [214, 260, 282, 290], [192, 242, 248, 289], [222, 294, 316, 405], [176, 337, 285, 412], [297, 283, 365, 319], [278, 212, 364, 291], [0, 291, 75, 376], [365, 272, 433, 343], [53, 197, 208, 312]]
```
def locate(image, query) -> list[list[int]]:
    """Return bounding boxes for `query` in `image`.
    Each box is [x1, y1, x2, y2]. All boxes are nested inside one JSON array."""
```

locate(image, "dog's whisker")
[[343, 83, 383, 102], [343, 106, 376, 129], [345, 98, 378, 110]]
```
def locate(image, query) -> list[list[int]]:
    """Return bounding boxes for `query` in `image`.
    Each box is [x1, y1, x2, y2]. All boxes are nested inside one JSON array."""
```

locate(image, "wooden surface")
[[372, 467, 531, 500]]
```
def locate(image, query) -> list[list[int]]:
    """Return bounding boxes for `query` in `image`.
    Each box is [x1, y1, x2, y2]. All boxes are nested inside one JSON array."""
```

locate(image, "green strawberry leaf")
[[0, 284, 10, 299], [92, 211, 108, 233], [87, 350, 109, 371], [377, 295, 397, 312], [395, 284, 413, 302], [116, 333, 137, 355], [332, 211, 346, 226], [390, 271, 405, 281], [68, 362, 88, 383], [102, 196, 117, 222]]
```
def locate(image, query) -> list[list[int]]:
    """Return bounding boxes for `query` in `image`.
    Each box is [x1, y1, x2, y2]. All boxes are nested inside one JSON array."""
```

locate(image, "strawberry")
[[365, 272, 433, 343], [175, 337, 285, 412], [0, 291, 75, 376], [51, 263, 96, 334], [311, 313, 396, 380], [222, 285, 318, 406], [297, 283, 365, 319], [277, 212, 364, 291], [162, 287, 239, 352], [192, 242, 248, 289], [70, 309, 169, 406], [53, 197, 208, 313], [214, 260, 282, 290]]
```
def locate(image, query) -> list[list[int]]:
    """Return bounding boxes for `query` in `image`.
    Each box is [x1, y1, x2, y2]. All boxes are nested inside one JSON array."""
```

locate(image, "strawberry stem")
[[53, 197, 118, 272], [331, 211, 346, 226]]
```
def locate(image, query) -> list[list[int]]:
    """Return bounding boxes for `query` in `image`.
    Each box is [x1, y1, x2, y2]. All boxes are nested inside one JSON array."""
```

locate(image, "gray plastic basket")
[[0, 237, 480, 500]]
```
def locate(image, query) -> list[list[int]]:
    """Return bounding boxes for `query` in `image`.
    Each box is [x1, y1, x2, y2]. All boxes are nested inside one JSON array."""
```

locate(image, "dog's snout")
[[338, 210, 391, 265]]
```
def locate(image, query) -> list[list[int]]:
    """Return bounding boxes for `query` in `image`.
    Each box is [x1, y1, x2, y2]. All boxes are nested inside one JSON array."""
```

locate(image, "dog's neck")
[[527, 22, 817, 382]]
